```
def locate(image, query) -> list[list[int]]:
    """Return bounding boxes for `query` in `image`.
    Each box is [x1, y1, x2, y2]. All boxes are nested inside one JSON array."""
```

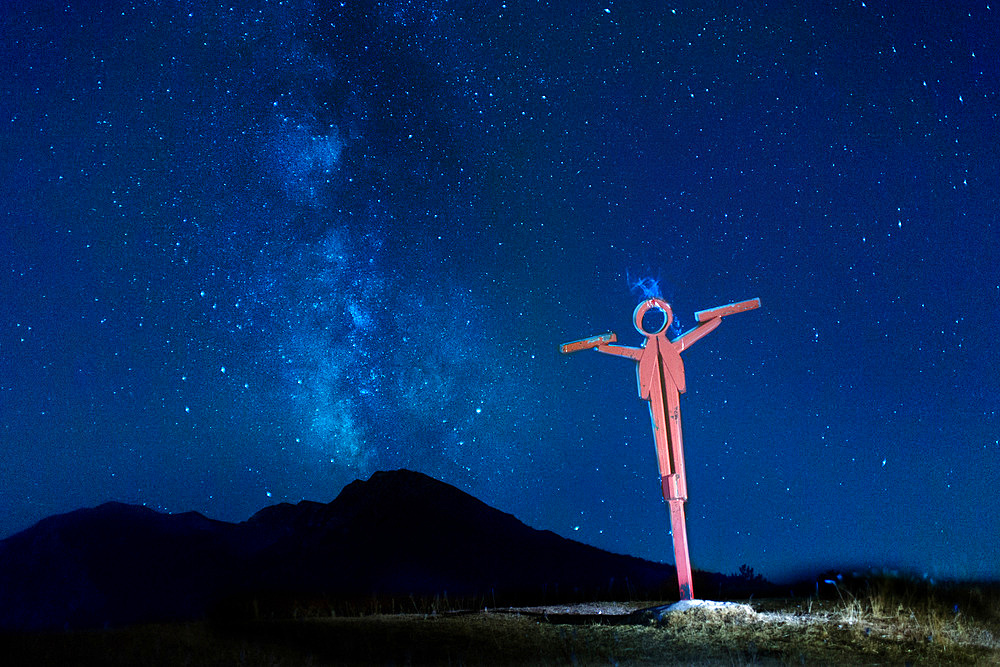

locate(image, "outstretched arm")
[[595, 341, 644, 360], [672, 317, 722, 353], [675, 297, 760, 353], [694, 297, 760, 322], [560, 332, 617, 354], [559, 332, 643, 360]]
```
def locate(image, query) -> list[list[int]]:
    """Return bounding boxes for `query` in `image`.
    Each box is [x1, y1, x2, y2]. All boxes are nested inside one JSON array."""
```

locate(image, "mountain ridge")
[[0, 469, 685, 630]]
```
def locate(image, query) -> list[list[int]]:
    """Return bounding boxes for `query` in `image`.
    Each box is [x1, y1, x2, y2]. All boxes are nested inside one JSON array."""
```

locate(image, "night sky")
[[3, 1, 998, 584]]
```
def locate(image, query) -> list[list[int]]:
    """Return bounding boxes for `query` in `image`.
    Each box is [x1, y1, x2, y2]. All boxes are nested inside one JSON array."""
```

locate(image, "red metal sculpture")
[[560, 297, 760, 600]]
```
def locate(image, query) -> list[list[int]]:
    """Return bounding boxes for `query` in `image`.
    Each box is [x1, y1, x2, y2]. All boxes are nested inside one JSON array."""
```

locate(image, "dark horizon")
[[4, 468, 995, 590], [0, 468, 739, 631]]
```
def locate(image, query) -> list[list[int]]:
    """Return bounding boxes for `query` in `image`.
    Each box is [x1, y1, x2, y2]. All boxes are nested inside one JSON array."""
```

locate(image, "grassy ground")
[[3, 578, 998, 665]]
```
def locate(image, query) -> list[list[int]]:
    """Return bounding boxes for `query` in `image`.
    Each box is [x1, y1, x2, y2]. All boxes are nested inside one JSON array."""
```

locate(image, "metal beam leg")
[[666, 496, 694, 600]]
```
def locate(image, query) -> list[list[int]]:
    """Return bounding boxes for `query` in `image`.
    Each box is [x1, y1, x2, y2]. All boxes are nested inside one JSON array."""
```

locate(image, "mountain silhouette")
[[0, 470, 681, 630]]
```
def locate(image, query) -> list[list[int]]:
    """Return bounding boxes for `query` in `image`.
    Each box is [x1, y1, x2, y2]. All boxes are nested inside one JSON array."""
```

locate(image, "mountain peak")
[[0, 469, 680, 630]]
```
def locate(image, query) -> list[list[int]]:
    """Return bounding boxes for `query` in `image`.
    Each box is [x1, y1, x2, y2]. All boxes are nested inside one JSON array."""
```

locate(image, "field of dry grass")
[[3, 576, 998, 665]]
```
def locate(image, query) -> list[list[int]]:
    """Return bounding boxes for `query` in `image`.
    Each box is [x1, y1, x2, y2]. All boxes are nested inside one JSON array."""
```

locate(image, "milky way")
[[3, 1, 998, 583]]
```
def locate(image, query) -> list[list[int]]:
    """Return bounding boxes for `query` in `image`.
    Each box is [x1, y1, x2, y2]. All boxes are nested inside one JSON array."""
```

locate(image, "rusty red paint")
[[561, 296, 759, 601], [559, 332, 617, 355]]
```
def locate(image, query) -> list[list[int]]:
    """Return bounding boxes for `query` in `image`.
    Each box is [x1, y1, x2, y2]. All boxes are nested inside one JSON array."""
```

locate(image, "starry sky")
[[2, 1, 998, 584]]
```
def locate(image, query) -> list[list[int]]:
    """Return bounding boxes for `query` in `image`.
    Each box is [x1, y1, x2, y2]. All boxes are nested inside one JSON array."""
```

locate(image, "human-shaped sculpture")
[[561, 297, 760, 600]]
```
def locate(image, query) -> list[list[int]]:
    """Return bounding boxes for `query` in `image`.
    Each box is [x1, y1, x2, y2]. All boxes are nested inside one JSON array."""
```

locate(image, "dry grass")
[[3, 577, 998, 665]]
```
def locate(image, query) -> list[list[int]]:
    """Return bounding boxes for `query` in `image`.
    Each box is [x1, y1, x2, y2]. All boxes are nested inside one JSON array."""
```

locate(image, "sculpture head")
[[633, 298, 673, 337]]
